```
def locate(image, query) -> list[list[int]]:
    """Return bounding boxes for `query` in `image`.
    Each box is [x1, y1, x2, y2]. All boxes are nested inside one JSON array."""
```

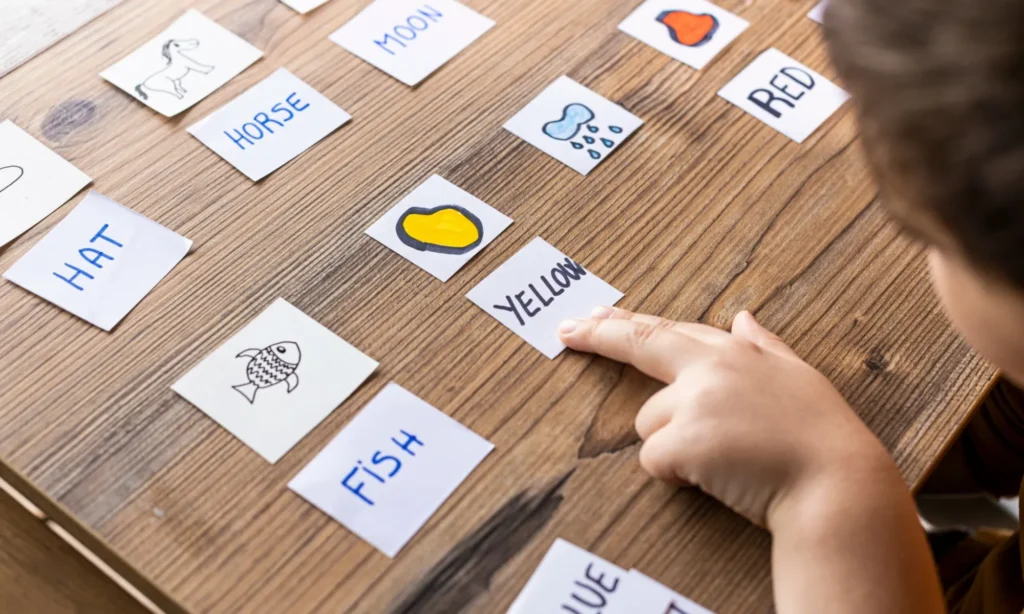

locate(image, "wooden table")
[[0, 0, 997, 612]]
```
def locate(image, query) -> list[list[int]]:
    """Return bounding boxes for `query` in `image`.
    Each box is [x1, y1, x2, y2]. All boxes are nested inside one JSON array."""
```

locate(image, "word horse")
[[135, 39, 214, 101]]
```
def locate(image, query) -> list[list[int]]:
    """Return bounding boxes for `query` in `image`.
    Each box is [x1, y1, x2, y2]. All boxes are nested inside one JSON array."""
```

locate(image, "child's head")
[[824, 0, 1024, 384]]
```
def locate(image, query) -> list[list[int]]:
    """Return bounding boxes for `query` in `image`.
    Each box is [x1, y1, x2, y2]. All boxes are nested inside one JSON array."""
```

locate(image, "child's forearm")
[[770, 459, 946, 614]]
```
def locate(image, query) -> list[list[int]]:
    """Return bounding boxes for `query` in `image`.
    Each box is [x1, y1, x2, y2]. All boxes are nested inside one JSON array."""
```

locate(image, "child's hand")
[[558, 307, 897, 530]]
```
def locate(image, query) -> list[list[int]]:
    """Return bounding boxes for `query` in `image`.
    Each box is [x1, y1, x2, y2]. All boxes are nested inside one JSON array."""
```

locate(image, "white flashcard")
[[3, 191, 191, 331], [282, 0, 330, 14], [365, 175, 512, 282], [0, 121, 91, 246], [808, 1, 827, 23], [466, 237, 623, 359], [329, 0, 494, 86], [508, 538, 628, 614], [100, 9, 263, 117], [187, 68, 351, 181], [289, 382, 493, 557], [607, 570, 716, 614], [718, 48, 849, 143], [618, 0, 749, 70], [172, 298, 378, 464], [504, 76, 644, 176]]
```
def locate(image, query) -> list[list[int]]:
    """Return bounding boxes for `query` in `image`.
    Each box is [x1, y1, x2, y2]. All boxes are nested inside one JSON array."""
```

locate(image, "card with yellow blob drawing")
[[365, 175, 513, 282]]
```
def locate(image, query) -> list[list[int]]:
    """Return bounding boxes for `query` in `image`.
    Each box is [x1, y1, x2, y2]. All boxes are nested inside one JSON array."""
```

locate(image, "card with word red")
[[608, 570, 716, 614], [187, 68, 351, 181], [101, 10, 262, 117], [289, 382, 493, 557], [329, 0, 494, 86], [509, 538, 628, 614], [0, 120, 91, 247], [717, 48, 849, 143], [618, 0, 749, 71], [3, 191, 191, 331], [172, 298, 378, 464], [466, 237, 623, 359]]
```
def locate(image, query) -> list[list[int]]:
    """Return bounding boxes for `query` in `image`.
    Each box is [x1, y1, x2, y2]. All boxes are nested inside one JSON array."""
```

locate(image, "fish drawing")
[[232, 341, 301, 404]]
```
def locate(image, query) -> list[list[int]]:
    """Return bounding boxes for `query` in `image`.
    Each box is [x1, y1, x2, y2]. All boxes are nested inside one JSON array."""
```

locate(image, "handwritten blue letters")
[[53, 223, 123, 291], [342, 429, 425, 505], [224, 92, 310, 151], [374, 5, 445, 56]]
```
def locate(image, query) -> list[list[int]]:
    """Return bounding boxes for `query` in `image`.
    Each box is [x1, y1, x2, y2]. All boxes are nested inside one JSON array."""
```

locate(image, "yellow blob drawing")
[[396, 205, 484, 255]]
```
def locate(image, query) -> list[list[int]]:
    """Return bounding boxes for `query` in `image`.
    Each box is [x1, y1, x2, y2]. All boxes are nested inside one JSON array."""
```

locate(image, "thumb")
[[731, 311, 796, 357]]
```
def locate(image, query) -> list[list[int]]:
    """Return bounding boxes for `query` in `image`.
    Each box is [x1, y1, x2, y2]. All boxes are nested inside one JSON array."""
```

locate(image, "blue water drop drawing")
[[609, 125, 623, 134], [571, 141, 584, 150], [601, 138, 615, 148], [584, 135, 595, 144], [588, 149, 601, 159], [587, 125, 599, 134]]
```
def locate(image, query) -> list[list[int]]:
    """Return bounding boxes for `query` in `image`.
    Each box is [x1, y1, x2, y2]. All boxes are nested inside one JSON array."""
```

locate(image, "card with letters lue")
[[188, 68, 351, 181], [3, 191, 191, 331]]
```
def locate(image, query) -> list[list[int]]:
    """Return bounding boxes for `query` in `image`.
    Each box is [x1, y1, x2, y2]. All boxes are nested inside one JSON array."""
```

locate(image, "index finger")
[[558, 317, 703, 383]]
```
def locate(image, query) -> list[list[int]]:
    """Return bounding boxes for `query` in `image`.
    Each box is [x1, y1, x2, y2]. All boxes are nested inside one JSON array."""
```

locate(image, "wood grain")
[[0, 0, 997, 612]]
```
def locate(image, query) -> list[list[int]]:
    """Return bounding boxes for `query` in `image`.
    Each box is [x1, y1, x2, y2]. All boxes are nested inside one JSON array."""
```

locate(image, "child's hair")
[[823, 0, 1024, 290]]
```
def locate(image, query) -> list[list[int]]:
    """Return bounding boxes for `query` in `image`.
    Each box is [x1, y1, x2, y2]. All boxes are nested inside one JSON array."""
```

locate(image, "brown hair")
[[823, 0, 1024, 290]]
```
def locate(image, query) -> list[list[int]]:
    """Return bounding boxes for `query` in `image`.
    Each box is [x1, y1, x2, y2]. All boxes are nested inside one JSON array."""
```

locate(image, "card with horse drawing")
[[171, 298, 378, 464], [101, 9, 263, 117]]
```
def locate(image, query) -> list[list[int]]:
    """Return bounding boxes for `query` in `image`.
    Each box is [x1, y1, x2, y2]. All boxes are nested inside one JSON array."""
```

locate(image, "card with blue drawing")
[[0, 120, 91, 247], [508, 538, 628, 614], [288, 382, 494, 557], [172, 298, 378, 464], [718, 48, 849, 143], [618, 0, 749, 70], [101, 9, 263, 117], [188, 68, 351, 181], [467, 237, 623, 359], [504, 76, 644, 175], [365, 175, 513, 282], [2, 191, 191, 331], [329, 0, 494, 86]]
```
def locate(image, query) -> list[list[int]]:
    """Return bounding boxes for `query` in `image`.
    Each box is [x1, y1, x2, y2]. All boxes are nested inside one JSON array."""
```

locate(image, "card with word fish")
[[618, 0, 749, 71], [289, 382, 493, 557], [3, 191, 191, 331], [504, 76, 644, 176], [607, 570, 716, 614], [101, 9, 263, 117], [329, 0, 494, 87], [718, 48, 849, 143], [365, 174, 513, 281], [508, 538, 628, 614], [172, 298, 378, 464], [466, 237, 624, 359], [0, 120, 91, 247], [187, 68, 351, 181]]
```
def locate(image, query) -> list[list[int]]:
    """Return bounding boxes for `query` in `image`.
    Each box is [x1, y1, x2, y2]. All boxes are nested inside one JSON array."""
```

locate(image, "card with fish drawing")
[[504, 76, 644, 176], [618, 0, 749, 71], [172, 298, 378, 463], [365, 175, 513, 282], [466, 237, 624, 359], [100, 9, 263, 117]]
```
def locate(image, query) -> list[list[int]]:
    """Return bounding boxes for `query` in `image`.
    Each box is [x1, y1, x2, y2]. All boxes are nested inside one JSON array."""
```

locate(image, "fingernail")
[[591, 305, 613, 319], [558, 320, 578, 335]]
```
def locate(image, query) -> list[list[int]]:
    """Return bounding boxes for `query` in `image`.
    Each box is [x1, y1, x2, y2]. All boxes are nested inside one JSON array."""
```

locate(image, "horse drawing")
[[134, 39, 214, 101]]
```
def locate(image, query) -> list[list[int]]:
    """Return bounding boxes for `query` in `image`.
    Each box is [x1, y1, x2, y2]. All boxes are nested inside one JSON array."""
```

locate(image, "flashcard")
[[289, 382, 493, 557], [329, 0, 494, 86], [608, 570, 716, 614], [718, 48, 849, 143], [508, 538, 628, 614], [3, 191, 191, 331], [808, 1, 827, 23], [100, 9, 263, 117], [618, 0, 749, 70], [504, 76, 644, 176], [0, 121, 91, 246], [365, 175, 512, 282], [281, 0, 330, 14], [466, 237, 623, 359], [172, 298, 378, 463], [187, 68, 351, 181]]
